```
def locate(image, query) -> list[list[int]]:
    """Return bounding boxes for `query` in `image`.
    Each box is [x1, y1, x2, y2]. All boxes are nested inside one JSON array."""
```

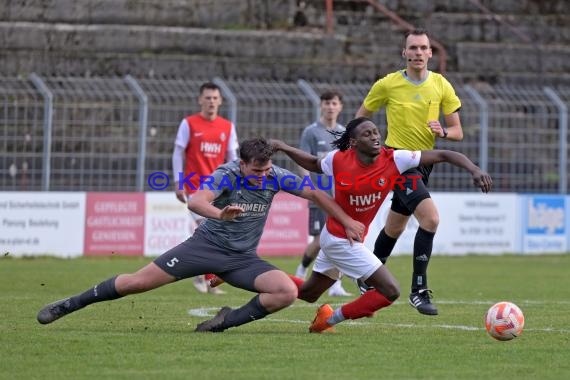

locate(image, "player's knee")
[[418, 213, 439, 231], [278, 284, 298, 306], [383, 282, 400, 302], [384, 215, 407, 237], [385, 224, 405, 237]]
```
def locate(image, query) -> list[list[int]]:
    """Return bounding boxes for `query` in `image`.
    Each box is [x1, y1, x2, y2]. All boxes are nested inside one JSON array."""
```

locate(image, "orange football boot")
[[309, 304, 335, 333]]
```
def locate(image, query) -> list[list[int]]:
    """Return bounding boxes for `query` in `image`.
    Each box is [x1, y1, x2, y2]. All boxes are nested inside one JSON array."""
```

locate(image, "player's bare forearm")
[[443, 112, 464, 141], [187, 201, 219, 219], [269, 139, 322, 173], [298, 166, 310, 178], [187, 190, 243, 220], [188, 201, 243, 221], [174, 182, 187, 203], [355, 104, 373, 118], [444, 125, 464, 141], [421, 150, 492, 193], [420, 150, 473, 170]]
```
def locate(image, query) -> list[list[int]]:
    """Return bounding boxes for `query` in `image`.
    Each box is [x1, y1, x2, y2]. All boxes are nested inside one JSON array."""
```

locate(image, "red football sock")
[[340, 290, 393, 319], [288, 274, 304, 292], [204, 274, 215, 281]]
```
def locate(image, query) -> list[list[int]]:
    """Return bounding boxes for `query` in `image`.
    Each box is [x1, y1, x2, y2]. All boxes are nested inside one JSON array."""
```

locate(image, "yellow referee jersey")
[[363, 70, 461, 150]]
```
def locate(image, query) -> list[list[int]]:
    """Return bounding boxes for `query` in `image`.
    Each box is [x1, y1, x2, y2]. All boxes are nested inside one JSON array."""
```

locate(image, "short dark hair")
[[239, 137, 274, 164], [320, 89, 343, 103], [199, 82, 221, 94], [403, 28, 430, 47]]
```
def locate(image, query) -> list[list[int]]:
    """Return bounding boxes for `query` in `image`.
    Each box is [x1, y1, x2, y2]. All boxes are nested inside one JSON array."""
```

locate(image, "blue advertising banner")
[[521, 195, 568, 254]]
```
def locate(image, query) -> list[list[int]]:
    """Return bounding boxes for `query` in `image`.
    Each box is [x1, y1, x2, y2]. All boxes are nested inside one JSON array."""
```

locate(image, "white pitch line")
[[431, 300, 570, 306], [262, 319, 570, 333], [187, 307, 216, 317], [264, 318, 483, 331], [187, 302, 570, 334], [187, 299, 570, 313]]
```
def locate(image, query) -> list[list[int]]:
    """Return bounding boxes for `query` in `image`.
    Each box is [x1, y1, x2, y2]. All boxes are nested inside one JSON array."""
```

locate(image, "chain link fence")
[[1, 75, 568, 193], [0, 77, 45, 191]]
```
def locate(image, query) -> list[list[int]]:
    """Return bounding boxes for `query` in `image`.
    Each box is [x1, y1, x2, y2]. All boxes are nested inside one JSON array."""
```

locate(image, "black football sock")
[[221, 295, 270, 329], [72, 275, 123, 308], [412, 227, 435, 293], [373, 228, 398, 264], [301, 253, 313, 268]]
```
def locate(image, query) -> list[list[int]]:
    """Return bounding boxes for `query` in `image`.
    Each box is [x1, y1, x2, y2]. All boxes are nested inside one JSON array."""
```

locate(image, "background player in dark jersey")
[[37, 138, 364, 333], [295, 89, 351, 297], [356, 29, 464, 315], [271, 117, 491, 332]]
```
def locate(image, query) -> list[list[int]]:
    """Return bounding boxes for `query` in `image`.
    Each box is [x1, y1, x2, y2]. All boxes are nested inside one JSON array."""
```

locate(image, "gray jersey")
[[299, 121, 345, 207], [197, 160, 304, 254]]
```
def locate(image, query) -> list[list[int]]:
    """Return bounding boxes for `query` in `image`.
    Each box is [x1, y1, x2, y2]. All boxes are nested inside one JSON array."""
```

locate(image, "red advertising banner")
[[84, 193, 145, 256], [258, 192, 308, 256]]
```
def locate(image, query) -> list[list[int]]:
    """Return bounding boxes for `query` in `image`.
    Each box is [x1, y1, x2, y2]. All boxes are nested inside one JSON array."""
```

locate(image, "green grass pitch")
[[1, 254, 569, 380]]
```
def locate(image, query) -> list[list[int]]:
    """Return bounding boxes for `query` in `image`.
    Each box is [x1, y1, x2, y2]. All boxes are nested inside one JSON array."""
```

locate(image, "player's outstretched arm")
[[269, 139, 323, 174], [420, 150, 493, 193]]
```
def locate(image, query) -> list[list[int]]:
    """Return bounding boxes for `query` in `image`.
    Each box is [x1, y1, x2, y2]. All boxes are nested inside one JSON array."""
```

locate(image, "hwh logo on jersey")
[[349, 192, 383, 206], [200, 142, 222, 154]]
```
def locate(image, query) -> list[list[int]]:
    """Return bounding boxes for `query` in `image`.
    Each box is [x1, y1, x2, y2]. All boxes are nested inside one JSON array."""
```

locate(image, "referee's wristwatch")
[[441, 127, 448, 138]]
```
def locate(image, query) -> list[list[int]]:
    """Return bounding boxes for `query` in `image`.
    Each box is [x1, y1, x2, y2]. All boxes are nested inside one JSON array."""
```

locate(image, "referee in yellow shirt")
[[356, 28, 463, 315]]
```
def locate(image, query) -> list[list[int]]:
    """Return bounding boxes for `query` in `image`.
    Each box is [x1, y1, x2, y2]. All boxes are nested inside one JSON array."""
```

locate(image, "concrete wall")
[[0, 0, 292, 28], [1, 21, 398, 80], [1, 0, 569, 84]]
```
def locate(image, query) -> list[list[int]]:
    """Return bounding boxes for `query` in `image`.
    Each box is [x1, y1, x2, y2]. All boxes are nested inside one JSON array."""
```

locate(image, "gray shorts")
[[153, 230, 278, 292], [308, 207, 326, 236]]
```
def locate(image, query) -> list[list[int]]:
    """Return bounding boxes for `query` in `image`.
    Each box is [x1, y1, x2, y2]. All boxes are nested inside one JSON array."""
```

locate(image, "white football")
[[485, 301, 525, 341]]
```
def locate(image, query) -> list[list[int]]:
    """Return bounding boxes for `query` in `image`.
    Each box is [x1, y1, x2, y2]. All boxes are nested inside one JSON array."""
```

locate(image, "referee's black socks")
[[412, 227, 435, 292]]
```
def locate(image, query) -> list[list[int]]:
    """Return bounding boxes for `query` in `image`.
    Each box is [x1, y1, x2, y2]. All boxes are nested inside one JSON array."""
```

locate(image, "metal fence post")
[[543, 87, 568, 194], [213, 77, 237, 126], [297, 79, 320, 122], [125, 75, 148, 192], [29, 73, 53, 191], [464, 85, 488, 172]]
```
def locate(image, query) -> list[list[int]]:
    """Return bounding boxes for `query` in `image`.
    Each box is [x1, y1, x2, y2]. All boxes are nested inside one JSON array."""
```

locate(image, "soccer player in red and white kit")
[[271, 117, 492, 332], [172, 82, 239, 295]]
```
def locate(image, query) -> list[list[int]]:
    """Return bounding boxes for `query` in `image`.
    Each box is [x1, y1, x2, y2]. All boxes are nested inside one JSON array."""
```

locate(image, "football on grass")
[[485, 301, 525, 341]]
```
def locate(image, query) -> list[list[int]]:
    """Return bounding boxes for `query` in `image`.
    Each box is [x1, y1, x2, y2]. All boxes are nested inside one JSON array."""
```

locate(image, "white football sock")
[[328, 307, 346, 325]]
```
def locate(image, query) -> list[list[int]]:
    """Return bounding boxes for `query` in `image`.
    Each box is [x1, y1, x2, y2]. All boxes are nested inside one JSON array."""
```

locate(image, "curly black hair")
[[330, 117, 373, 151]]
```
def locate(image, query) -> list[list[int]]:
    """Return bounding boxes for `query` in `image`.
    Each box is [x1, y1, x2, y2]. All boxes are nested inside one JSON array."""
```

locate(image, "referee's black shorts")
[[390, 164, 432, 216]]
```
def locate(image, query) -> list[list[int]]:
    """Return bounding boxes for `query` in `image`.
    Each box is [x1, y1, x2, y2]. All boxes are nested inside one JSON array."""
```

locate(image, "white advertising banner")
[[144, 193, 195, 257], [365, 193, 520, 255], [0, 192, 85, 257], [2, 192, 564, 257]]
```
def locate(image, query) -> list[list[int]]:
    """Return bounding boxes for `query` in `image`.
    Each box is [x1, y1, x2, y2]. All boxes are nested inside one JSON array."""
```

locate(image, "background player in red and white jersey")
[[172, 82, 239, 294], [270, 117, 492, 333]]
